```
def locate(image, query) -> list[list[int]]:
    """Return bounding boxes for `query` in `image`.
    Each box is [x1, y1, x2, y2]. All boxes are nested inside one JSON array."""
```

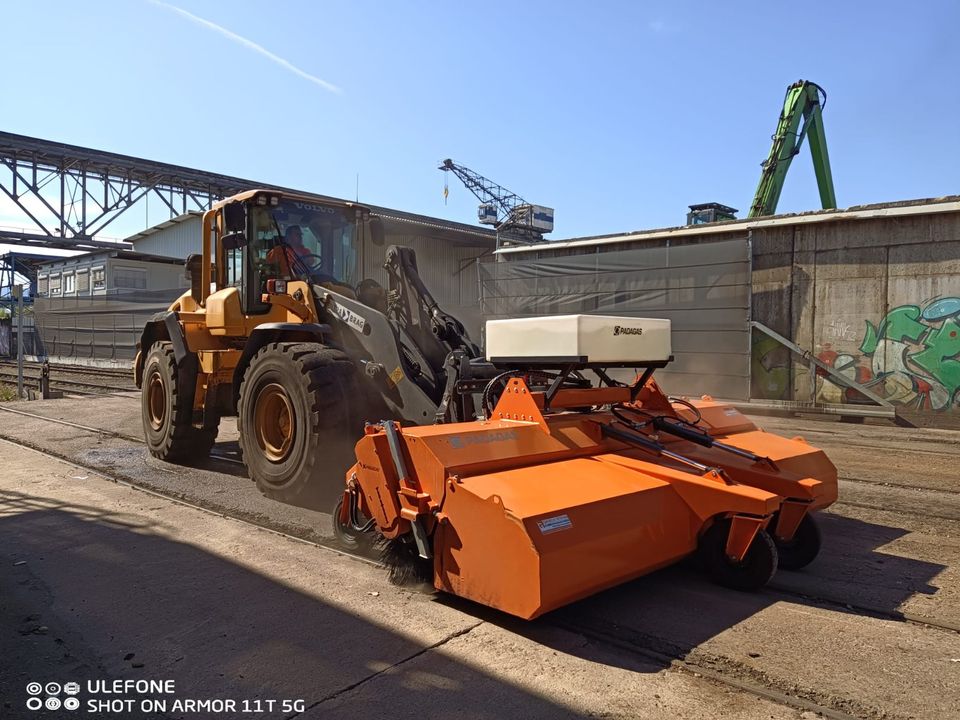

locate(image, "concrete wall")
[[751, 209, 960, 413]]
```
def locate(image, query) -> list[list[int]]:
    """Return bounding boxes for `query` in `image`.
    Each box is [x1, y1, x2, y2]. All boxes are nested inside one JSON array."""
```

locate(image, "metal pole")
[[13, 285, 24, 399]]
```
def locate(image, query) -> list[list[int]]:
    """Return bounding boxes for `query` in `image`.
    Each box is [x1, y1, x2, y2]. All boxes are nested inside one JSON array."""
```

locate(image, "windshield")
[[250, 199, 358, 287]]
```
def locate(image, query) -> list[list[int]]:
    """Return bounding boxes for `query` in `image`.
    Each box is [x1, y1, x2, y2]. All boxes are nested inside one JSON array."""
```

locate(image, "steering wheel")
[[300, 253, 324, 272]]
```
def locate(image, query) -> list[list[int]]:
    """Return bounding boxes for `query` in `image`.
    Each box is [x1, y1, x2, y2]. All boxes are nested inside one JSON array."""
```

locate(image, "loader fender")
[[135, 312, 186, 388], [231, 322, 331, 406]]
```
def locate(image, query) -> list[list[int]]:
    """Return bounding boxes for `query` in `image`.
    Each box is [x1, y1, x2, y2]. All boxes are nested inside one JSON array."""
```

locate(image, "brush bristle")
[[376, 534, 433, 586]]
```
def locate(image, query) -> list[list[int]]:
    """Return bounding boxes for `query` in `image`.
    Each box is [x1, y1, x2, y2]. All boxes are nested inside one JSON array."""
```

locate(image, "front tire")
[[237, 342, 360, 504], [141, 342, 216, 462]]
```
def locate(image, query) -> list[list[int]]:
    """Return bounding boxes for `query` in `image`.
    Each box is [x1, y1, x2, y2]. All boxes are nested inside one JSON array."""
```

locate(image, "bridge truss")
[[0, 131, 266, 251]]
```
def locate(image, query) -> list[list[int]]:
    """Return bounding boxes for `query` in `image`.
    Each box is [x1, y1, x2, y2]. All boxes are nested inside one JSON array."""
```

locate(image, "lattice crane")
[[439, 159, 553, 245]]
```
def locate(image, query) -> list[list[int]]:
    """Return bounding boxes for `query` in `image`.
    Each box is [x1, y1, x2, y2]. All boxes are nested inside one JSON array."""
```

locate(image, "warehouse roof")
[[36, 249, 184, 269], [123, 207, 495, 246], [497, 194, 960, 255]]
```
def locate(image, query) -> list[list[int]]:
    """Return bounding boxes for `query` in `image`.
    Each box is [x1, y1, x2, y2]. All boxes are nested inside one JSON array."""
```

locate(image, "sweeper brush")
[[337, 315, 837, 620]]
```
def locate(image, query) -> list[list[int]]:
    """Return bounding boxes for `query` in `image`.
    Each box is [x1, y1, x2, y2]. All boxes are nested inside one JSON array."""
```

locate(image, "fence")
[[32, 288, 182, 365], [0, 313, 39, 357]]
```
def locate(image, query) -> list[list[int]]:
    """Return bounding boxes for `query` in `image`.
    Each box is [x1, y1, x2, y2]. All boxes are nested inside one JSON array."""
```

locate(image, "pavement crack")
[[285, 620, 484, 718]]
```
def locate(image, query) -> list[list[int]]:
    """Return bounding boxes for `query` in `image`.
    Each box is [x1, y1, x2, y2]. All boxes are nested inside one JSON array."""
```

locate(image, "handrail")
[[751, 321, 892, 408]]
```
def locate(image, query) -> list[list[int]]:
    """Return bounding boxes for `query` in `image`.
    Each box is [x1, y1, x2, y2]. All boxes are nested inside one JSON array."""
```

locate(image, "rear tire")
[[237, 342, 360, 504], [141, 342, 217, 462], [699, 519, 777, 591], [772, 513, 822, 570]]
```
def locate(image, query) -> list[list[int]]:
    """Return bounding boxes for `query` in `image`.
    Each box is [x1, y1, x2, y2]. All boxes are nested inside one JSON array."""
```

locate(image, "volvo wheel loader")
[[134, 189, 491, 503]]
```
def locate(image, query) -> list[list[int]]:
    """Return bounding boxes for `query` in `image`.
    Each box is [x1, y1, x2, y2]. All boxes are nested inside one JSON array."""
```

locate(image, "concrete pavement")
[[1, 440, 803, 720]]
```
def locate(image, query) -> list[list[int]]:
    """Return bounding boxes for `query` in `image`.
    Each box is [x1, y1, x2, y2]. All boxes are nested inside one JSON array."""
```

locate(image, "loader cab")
[[214, 193, 362, 313]]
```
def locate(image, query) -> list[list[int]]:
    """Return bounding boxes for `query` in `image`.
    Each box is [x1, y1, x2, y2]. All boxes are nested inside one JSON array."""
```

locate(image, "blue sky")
[[2, 0, 959, 244]]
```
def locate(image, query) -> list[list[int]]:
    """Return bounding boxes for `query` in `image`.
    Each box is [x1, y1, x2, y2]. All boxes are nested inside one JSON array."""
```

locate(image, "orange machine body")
[[348, 377, 837, 620]]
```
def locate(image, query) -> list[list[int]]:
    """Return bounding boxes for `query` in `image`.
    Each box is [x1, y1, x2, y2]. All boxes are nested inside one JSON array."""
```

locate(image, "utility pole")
[[13, 284, 23, 399]]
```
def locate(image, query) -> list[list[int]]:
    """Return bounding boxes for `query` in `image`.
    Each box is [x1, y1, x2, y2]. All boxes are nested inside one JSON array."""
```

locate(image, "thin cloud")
[[149, 0, 341, 94]]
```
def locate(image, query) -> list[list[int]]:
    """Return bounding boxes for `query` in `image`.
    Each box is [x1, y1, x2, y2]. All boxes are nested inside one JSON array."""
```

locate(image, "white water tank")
[[485, 314, 671, 364]]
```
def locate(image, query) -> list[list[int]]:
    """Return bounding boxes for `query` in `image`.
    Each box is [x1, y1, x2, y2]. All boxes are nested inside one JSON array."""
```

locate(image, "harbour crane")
[[749, 80, 836, 218], [438, 159, 553, 246], [689, 80, 837, 225]]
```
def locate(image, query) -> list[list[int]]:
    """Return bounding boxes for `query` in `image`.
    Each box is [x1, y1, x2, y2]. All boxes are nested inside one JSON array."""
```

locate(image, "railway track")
[[0, 360, 135, 395], [1, 403, 958, 720]]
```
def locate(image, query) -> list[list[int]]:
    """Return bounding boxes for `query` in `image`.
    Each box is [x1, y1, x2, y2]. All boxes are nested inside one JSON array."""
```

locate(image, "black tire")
[[331, 494, 373, 553], [141, 342, 217, 462], [771, 513, 822, 570], [237, 342, 360, 504], [699, 519, 778, 591]]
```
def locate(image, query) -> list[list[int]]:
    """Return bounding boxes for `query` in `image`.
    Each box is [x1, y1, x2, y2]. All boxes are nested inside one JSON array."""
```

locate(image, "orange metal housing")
[[347, 377, 838, 620]]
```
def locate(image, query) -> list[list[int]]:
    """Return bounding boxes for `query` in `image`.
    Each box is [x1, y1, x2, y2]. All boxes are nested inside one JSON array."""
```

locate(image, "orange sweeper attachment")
[[337, 315, 837, 620]]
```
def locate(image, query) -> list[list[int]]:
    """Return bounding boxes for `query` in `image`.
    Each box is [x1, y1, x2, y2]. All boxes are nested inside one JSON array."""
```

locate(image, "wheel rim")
[[254, 383, 295, 462], [147, 370, 166, 431]]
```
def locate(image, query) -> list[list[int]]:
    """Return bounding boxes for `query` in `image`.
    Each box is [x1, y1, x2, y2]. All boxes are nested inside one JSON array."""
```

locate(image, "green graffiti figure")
[[860, 298, 960, 407], [859, 305, 924, 355], [910, 299, 960, 398]]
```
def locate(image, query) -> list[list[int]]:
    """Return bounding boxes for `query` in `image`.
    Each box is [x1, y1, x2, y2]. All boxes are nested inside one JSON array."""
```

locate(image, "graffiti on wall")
[[817, 297, 960, 410]]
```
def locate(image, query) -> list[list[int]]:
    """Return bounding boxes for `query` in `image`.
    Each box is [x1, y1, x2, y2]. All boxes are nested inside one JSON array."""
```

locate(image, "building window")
[[77, 269, 90, 293], [37, 275, 48, 295], [114, 267, 147, 290], [64, 272, 76, 294], [49, 273, 62, 296], [92, 267, 106, 290]]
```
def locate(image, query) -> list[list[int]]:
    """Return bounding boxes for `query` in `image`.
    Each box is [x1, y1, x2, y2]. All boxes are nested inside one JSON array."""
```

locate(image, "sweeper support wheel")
[[699, 519, 778, 591], [771, 513, 822, 570]]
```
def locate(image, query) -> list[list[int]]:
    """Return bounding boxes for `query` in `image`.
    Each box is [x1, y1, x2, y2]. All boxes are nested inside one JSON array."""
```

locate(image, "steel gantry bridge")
[[0, 131, 269, 251]]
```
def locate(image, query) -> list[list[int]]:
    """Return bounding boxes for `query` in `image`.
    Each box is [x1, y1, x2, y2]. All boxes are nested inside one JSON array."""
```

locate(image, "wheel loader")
[[134, 189, 492, 503]]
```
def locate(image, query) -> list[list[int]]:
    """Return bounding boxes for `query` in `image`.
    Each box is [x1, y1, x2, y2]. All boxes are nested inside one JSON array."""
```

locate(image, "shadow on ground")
[[0, 489, 592, 720], [432, 509, 947, 673]]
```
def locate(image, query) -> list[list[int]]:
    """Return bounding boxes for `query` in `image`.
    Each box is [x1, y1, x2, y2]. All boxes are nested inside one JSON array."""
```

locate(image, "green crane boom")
[[749, 80, 836, 218]]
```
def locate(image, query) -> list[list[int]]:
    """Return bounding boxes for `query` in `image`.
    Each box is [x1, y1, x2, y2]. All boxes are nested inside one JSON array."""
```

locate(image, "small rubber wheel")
[[331, 494, 372, 552], [699, 519, 778, 591], [771, 514, 821, 570]]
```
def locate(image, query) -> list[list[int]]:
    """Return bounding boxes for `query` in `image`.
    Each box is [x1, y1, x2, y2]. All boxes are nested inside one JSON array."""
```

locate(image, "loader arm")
[[749, 80, 836, 218], [312, 285, 440, 423], [311, 245, 488, 424]]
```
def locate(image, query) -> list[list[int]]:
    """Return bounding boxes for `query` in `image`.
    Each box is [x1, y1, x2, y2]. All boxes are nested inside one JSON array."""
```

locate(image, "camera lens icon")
[[64, 682, 81, 695], [45, 682, 62, 696], [26, 682, 42, 695], [64, 697, 81, 710], [45, 697, 62, 710]]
